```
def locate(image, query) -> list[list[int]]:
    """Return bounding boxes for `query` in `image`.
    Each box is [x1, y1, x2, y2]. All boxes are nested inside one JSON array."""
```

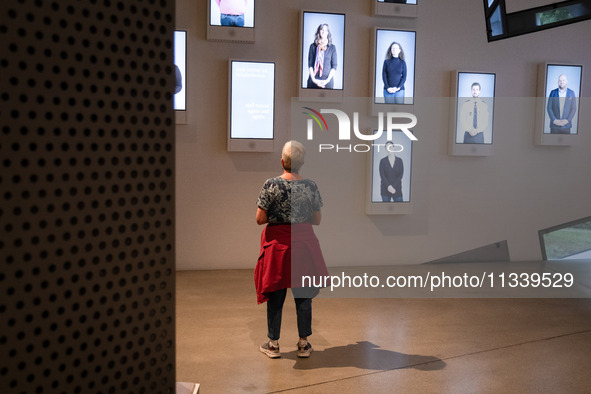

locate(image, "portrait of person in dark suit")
[[379, 141, 404, 202], [546, 74, 577, 134], [371, 132, 413, 204]]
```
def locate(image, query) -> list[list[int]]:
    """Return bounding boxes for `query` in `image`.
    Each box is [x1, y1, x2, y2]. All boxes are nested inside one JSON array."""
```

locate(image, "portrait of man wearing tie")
[[459, 82, 490, 144]]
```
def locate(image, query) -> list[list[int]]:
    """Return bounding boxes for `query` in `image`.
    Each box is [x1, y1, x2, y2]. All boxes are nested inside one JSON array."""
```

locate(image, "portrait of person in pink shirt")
[[213, 0, 251, 27]]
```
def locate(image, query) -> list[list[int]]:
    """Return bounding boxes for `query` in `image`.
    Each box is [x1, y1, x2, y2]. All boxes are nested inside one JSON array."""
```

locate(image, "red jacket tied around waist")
[[254, 223, 329, 304]]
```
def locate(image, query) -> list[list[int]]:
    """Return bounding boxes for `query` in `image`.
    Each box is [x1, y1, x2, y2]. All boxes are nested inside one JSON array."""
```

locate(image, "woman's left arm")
[[325, 69, 336, 83], [309, 211, 322, 225]]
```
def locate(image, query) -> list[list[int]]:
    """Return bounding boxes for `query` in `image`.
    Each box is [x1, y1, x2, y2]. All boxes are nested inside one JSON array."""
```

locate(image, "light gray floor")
[[176, 269, 591, 393]]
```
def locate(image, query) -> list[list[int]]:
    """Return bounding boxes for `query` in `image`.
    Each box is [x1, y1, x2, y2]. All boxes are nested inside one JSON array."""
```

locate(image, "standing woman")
[[382, 41, 407, 104], [255, 141, 328, 359], [307, 24, 337, 89]]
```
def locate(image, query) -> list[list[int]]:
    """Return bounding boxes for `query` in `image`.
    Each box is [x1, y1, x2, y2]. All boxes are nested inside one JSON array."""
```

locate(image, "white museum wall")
[[175, 0, 591, 270]]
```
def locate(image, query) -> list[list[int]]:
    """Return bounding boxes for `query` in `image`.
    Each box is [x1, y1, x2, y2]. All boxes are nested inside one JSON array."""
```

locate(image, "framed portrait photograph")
[[370, 28, 416, 115], [207, 0, 256, 42], [227, 60, 275, 152], [448, 71, 496, 156], [174, 30, 187, 124], [535, 63, 583, 146], [373, 0, 418, 18], [366, 130, 413, 215], [298, 10, 346, 101]]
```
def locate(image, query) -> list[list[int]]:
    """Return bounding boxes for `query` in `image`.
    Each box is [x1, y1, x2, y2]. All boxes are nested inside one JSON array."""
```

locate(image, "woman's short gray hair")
[[282, 140, 305, 173]]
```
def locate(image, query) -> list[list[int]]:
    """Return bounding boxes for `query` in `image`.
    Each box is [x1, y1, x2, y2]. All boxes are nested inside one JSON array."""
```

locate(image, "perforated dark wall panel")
[[0, 1, 175, 393]]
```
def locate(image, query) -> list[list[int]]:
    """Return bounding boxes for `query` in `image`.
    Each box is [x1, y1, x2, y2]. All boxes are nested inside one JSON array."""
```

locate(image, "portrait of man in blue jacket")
[[546, 74, 577, 134]]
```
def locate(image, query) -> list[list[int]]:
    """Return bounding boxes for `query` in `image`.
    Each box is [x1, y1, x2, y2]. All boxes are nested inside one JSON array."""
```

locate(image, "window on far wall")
[[539, 217, 591, 261], [483, 0, 591, 42]]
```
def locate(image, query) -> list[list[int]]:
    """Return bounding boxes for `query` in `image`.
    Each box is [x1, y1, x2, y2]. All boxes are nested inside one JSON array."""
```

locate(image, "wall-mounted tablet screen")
[[448, 71, 496, 156], [228, 60, 275, 152], [377, 0, 417, 3], [535, 63, 583, 146], [370, 28, 416, 114], [542, 64, 582, 135], [454, 72, 495, 144], [298, 11, 345, 101], [174, 30, 187, 124], [207, 0, 255, 42], [366, 130, 413, 215], [373, 0, 418, 18]]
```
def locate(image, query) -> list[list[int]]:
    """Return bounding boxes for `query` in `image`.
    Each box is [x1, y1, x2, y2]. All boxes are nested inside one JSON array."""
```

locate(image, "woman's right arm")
[[308, 44, 317, 83], [382, 60, 389, 88], [379, 157, 388, 184]]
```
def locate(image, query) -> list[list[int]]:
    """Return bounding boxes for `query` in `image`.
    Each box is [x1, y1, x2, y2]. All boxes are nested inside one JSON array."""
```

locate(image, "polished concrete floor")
[[176, 269, 591, 393]]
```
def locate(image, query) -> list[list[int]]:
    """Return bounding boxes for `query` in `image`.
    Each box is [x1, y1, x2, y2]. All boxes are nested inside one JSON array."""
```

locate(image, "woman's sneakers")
[[260, 340, 281, 358], [259, 339, 313, 358], [297, 339, 313, 358]]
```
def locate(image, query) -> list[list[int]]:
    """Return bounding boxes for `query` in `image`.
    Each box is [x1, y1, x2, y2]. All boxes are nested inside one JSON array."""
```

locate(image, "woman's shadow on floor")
[[284, 341, 445, 371]]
